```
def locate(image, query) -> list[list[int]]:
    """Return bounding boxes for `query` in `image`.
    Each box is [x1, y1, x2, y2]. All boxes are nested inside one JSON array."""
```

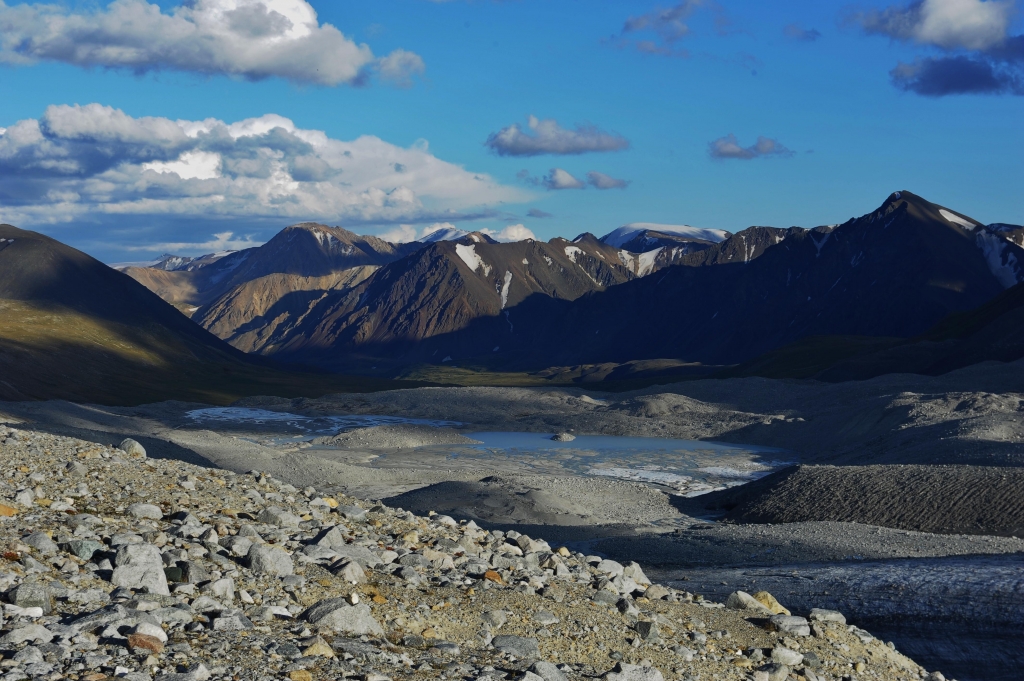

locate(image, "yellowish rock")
[[753, 591, 791, 616], [301, 637, 335, 658], [289, 671, 313, 681], [323, 497, 339, 508]]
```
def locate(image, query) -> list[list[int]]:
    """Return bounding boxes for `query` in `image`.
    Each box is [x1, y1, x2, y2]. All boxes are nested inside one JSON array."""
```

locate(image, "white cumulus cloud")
[[482, 224, 536, 242], [0, 0, 424, 87], [0, 103, 528, 231], [485, 116, 629, 156], [854, 0, 1013, 51]]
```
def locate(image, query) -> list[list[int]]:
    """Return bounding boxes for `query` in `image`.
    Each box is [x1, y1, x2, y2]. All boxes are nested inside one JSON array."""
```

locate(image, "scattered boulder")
[[118, 438, 147, 458], [247, 545, 294, 577], [602, 662, 664, 681], [770, 615, 811, 637], [753, 591, 790, 616], [491, 635, 540, 659], [7, 583, 54, 614], [22, 531, 58, 555], [127, 503, 163, 520], [111, 543, 170, 595], [725, 591, 774, 616], [300, 598, 384, 636]]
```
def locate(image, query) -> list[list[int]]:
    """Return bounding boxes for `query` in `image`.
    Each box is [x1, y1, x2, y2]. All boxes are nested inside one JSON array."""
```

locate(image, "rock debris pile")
[[0, 426, 943, 681]]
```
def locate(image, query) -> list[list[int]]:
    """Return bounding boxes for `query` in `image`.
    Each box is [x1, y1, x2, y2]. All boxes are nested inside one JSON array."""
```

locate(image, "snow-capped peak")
[[420, 227, 471, 243], [601, 223, 730, 248]]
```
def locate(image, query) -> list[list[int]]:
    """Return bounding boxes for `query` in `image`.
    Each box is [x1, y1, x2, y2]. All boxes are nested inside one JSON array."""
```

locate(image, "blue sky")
[[0, 0, 1021, 262]]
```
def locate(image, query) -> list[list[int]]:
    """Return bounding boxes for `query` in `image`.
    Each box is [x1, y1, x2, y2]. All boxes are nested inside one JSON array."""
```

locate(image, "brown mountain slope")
[[266, 234, 638, 368], [124, 222, 422, 309], [0, 225, 415, 404], [195, 267, 378, 354]]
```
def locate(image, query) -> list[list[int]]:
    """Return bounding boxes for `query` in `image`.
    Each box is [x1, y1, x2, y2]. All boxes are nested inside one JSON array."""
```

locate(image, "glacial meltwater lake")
[[185, 407, 793, 497]]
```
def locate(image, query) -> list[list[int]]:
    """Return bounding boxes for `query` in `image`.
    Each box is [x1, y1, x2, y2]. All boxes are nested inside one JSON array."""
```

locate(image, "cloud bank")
[[708, 134, 794, 160], [851, 0, 1023, 96], [486, 116, 629, 156], [0, 104, 526, 230], [0, 0, 424, 87]]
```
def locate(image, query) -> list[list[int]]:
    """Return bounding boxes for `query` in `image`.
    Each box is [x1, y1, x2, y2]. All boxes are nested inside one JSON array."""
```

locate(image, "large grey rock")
[[770, 615, 811, 637], [219, 536, 253, 558], [0, 624, 54, 645], [178, 560, 211, 584], [335, 505, 367, 522], [127, 503, 163, 520], [481, 610, 507, 628], [246, 545, 293, 577], [398, 553, 431, 568], [330, 560, 366, 584], [300, 598, 383, 636], [257, 506, 302, 528], [596, 559, 624, 577], [530, 661, 567, 681], [63, 539, 103, 561], [111, 543, 170, 595], [491, 635, 540, 659], [201, 578, 235, 601], [311, 525, 347, 548], [22, 532, 58, 556], [334, 545, 383, 569], [118, 439, 147, 458], [212, 611, 253, 631], [622, 561, 649, 584], [635, 621, 659, 641], [643, 584, 670, 600], [602, 663, 664, 681], [808, 608, 847, 625], [771, 646, 804, 666], [7, 584, 53, 614], [725, 591, 774, 615]]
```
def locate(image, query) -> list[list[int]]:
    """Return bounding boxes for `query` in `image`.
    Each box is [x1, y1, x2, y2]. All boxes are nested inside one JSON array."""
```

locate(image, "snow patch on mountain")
[[617, 250, 635, 270], [940, 209, 977, 230], [500, 271, 513, 309], [455, 243, 491, 276], [564, 245, 583, 263], [601, 223, 729, 248], [976, 231, 1022, 288], [637, 248, 663, 276]]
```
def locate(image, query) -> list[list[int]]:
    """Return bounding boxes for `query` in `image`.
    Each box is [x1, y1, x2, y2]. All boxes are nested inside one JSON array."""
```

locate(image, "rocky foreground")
[[0, 426, 941, 681]]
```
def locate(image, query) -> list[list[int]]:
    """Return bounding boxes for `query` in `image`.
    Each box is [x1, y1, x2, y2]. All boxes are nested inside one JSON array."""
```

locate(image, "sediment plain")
[[1, 357, 1023, 680]]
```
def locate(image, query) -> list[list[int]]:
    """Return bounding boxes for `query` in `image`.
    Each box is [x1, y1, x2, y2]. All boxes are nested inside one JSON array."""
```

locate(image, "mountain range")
[[6, 190, 1024, 394]]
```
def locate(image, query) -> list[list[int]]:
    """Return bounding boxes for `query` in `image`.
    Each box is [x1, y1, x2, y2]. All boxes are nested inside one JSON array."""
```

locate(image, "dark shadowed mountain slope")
[[517, 191, 1024, 368], [0, 225, 414, 403], [724, 280, 1024, 381]]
